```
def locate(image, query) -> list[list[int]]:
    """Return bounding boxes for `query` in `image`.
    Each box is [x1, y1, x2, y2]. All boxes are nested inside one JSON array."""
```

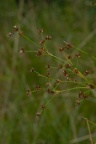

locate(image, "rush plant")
[[8, 25, 96, 119]]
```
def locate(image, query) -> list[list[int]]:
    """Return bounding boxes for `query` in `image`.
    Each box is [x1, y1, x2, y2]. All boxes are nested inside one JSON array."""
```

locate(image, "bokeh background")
[[0, 0, 96, 143]]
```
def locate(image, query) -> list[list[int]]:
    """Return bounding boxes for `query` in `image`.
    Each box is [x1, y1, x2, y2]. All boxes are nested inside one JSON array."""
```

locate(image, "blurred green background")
[[0, 0, 96, 143]]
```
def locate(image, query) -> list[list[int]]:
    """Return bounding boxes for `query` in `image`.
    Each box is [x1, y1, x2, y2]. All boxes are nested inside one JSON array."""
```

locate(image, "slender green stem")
[[22, 35, 40, 47], [82, 117, 94, 144], [56, 86, 88, 93]]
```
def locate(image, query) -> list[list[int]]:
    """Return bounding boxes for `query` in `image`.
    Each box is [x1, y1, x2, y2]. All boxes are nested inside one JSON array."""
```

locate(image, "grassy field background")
[[0, 0, 96, 143]]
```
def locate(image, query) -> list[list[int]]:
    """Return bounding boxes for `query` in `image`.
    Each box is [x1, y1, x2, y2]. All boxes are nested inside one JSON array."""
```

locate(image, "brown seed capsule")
[[35, 85, 41, 91], [46, 89, 54, 95], [63, 70, 67, 76], [30, 67, 34, 73], [38, 29, 43, 33], [13, 25, 18, 31], [66, 76, 70, 81], [36, 50, 42, 56], [78, 91, 84, 99], [56, 79, 60, 84], [39, 40, 45, 45], [58, 64, 63, 69], [46, 64, 50, 70], [26, 90, 31, 96], [76, 99, 80, 105], [67, 55, 72, 59], [59, 47, 64, 52], [89, 84, 94, 89], [36, 48, 44, 56], [45, 35, 52, 40], [41, 105, 45, 109], [19, 48, 25, 54], [46, 83, 51, 87], [7, 32, 12, 37], [36, 112, 41, 117], [19, 31, 24, 36], [83, 95, 88, 99], [75, 53, 81, 58], [84, 70, 89, 76], [65, 43, 72, 49], [65, 64, 70, 69], [73, 68, 78, 74], [46, 72, 50, 78]]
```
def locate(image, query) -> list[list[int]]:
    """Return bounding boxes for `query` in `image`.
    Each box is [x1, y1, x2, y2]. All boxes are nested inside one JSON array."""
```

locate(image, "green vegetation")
[[0, 0, 96, 143]]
